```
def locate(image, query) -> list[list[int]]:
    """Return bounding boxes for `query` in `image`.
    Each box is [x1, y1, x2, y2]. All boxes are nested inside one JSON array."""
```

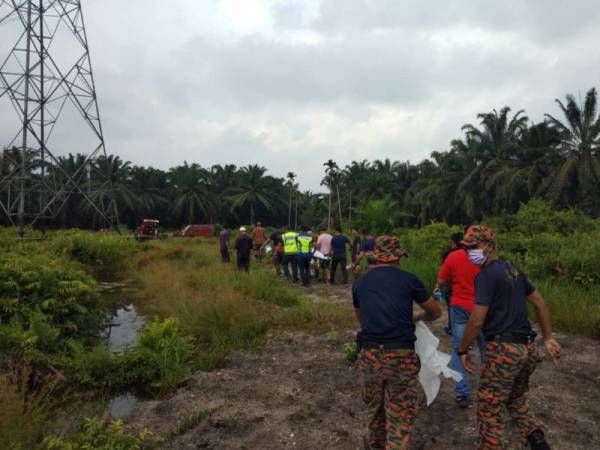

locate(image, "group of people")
[[218, 221, 269, 271], [353, 226, 561, 450], [218, 222, 562, 450], [219, 221, 376, 286]]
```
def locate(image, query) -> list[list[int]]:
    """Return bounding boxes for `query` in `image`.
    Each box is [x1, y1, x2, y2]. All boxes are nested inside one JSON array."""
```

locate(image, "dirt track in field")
[[127, 285, 600, 450]]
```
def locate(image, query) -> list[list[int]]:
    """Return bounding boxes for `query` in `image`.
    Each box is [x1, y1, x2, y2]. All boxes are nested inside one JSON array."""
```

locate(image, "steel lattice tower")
[[0, 0, 118, 235]]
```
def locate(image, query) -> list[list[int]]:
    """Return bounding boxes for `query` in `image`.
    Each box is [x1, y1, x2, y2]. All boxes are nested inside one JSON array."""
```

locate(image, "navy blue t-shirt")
[[331, 234, 350, 257], [352, 266, 430, 343], [475, 260, 535, 339], [361, 238, 375, 252]]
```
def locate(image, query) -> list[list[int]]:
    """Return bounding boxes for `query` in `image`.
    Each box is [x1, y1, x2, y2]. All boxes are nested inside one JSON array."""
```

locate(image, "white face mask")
[[467, 248, 487, 266]]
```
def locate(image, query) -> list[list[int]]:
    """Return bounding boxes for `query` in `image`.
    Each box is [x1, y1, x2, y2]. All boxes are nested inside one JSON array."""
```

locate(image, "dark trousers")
[[237, 255, 249, 272], [330, 255, 348, 284], [282, 253, 298, 281], [221, 246, 230, 263], [297, 254, 311, 286]]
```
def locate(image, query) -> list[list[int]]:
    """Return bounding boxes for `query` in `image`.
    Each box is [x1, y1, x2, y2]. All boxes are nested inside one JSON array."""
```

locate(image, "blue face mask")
[[467, 248, 487, 266]]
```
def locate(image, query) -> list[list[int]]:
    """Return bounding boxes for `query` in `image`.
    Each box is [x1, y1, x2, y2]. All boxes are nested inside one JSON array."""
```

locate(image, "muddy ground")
[[127, 285, 600, 449]]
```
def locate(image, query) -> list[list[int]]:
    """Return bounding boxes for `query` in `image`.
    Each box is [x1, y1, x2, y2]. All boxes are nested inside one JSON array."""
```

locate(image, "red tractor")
[[135, 219, 160, 240]]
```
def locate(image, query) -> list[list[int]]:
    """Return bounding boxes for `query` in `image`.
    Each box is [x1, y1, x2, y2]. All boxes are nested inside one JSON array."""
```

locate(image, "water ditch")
[[99, 282, 146, 419]]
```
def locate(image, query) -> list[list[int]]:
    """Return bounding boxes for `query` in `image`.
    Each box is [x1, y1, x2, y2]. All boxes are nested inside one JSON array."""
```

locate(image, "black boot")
[[527, 430, 550, 450]]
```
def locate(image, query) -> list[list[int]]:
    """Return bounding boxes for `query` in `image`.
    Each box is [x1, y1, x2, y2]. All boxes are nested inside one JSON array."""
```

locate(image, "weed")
[[343, 342, 358, 362], [168, 409, 214, 439], [42, 418, 150, 450], [326, 328, 338, 346]]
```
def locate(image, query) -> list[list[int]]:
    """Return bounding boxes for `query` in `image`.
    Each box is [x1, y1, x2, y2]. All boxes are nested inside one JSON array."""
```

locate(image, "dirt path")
[[127, 285, 600, 449]]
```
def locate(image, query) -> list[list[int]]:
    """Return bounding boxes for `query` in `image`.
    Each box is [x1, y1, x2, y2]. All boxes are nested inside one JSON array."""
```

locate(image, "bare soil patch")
[[127, 285, 600, 449]]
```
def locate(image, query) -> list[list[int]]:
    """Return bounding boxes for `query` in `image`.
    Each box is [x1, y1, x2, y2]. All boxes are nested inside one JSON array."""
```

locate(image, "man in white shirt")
[[315, 227, 333, 283]]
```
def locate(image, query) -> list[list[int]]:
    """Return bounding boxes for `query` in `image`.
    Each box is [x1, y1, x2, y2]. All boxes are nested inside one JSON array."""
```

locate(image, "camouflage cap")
[[460, 225, 496, 247], [367, 236, 408, 264]]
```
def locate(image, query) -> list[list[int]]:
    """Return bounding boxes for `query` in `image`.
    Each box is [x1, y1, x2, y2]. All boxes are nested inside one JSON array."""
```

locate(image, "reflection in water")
[[107, 304, 146, 353], [107, 393, 139, 419], [104, 302, 146, 419]]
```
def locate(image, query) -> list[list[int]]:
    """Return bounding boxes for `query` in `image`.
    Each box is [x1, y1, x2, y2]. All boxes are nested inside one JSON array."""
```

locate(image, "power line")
[[0, 0, 119, 235]]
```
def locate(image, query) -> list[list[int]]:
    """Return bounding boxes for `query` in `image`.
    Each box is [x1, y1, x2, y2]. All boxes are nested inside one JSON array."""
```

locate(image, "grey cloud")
[[4, 0, 599, 192], [306, 0, 600, 45], [172, 32, 433, 108]]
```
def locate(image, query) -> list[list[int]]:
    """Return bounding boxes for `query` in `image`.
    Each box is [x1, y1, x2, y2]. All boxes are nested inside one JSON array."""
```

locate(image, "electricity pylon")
[[0, 0, 118, 236]]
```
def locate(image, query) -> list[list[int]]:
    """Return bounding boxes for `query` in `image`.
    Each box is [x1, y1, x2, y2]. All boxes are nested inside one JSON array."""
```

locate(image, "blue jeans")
[[450, 306, 485, 398]]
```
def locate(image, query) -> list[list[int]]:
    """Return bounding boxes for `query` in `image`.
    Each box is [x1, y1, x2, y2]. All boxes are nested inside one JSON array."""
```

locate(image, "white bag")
[[414, 322, 463, 406], [312, 250, 329, 260]]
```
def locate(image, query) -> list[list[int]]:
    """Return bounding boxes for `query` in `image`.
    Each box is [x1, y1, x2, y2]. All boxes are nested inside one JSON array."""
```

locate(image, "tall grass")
[[534, 280, 600, 338], [132, 240, 351, 370], [0, 366, 95, 450]]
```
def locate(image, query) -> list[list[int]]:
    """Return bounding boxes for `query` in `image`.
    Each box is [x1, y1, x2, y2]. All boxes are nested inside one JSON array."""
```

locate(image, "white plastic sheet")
[[312, 250, 329, 260], [414, 321, 463, 406]]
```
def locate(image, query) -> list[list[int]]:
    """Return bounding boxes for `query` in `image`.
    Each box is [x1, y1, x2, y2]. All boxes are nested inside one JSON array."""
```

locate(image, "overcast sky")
[[3, 1, 600, 190]]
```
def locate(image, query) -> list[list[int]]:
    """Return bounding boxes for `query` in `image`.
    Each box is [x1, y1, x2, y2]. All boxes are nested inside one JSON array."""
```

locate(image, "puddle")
[[102, 293, 147, 419], [106, 303, 146, 353], [107, 393, 140, 420]]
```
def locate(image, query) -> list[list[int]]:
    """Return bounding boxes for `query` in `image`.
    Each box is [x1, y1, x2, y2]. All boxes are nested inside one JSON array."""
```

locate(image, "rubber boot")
[[527, 430, 551, 450]]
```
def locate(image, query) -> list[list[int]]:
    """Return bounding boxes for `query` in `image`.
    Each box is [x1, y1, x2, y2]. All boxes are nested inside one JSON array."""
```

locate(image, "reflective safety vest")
[[298, 234, 312, 255], [282, 232, 299, 254]]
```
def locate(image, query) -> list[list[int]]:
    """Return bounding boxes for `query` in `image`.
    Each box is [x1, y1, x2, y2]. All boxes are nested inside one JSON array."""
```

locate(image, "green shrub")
[[42, 418, 148, 450], [52, 231, 136, 278], [397, 222, 463, 262], [0, 252, 107, 360], [134, 318, 192, 393]]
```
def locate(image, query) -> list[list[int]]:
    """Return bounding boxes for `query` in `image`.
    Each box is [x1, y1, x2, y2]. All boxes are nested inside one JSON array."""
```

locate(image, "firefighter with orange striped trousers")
[[457, 225, 561, 450], [353, 236, 441, 450]]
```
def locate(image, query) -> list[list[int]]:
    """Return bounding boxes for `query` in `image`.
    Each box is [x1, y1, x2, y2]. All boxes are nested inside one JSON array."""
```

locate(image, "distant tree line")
[[1, 87, 599, 230]]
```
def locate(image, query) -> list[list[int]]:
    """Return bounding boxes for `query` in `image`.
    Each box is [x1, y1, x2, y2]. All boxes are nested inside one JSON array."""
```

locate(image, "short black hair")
[[319, 227, 327, 232], [335, 225, 342, 233], [362, 229, 370, 235], [301, 225, 308, 232], [451, 232, 463, 245]]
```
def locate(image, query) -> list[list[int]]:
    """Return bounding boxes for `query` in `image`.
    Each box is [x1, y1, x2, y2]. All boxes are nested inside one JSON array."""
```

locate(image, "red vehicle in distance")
[[176, 224, 214, 237], [136, 219, 160, 240]]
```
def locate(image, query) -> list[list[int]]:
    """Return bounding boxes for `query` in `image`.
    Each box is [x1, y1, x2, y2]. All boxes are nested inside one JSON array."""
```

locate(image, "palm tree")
[[457, 107, 530, 218], [286, 172, 296, 227], [321, 159, 341, 228], [128, 166, 169, 222], [227, 164, 278, 224], [545, 87, 600, 215], [169, 162, 215, 224]]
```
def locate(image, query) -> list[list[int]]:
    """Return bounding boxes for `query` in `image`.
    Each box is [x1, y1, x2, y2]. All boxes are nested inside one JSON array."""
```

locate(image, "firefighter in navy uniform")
[[458, 225, 561, 450], [353, 236, 441, 450]]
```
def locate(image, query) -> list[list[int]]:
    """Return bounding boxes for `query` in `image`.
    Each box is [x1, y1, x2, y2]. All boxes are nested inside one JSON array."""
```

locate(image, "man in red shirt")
[[251, 221, 267, 260], [437, 241, 485, 408]]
